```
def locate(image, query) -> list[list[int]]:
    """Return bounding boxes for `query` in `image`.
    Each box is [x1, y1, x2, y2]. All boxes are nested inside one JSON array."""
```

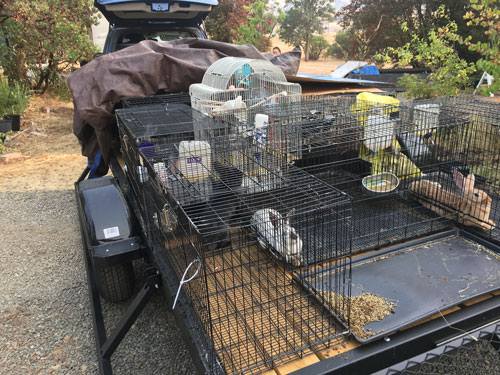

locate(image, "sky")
[[334, 0, 350, 10], [276, 0, 350, 11]]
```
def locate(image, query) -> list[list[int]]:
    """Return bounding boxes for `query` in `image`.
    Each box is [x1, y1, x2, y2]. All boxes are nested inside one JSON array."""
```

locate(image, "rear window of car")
[[116, 30, 196, 50]]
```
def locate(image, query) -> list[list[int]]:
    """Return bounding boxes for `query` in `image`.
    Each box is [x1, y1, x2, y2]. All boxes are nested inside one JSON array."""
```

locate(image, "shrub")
[[326, 31, 353, 60], [0, 77, 30, 117], [308, 35, 329, 60], [376, 11, 476, 98]]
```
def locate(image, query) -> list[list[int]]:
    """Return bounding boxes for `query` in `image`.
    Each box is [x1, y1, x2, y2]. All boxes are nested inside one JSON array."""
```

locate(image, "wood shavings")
[[319, 291, 395, 339]]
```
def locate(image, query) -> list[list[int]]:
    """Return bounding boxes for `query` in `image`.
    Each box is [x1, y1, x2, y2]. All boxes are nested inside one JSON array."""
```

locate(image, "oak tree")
[[279, 0, 335, 61]]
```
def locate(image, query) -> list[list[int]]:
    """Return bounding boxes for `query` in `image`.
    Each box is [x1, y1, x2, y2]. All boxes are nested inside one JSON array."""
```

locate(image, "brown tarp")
[[68, 38, 301, 162]]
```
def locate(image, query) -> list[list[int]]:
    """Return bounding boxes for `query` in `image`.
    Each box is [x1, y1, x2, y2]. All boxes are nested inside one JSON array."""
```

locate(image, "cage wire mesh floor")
[[351, 195, 452, 253], [308, 166, 454, 254], [202, 245, 345, 374]]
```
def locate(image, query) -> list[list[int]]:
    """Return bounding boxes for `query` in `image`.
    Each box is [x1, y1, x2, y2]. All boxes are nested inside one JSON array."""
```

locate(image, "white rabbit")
[[250, 208, 303, 267]]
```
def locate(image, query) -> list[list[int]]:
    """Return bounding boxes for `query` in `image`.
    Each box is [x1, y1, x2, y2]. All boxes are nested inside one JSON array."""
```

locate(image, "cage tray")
[[305, 230, 500, 343]]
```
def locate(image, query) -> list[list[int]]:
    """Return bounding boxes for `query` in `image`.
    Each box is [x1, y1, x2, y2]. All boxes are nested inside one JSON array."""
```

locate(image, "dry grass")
[[319, 291, 395, 339], [0, 95, 86, 192]]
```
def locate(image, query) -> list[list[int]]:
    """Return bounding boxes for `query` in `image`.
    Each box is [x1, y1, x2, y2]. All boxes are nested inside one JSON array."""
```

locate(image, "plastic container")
[[0, 118, 12, 133], [178, 141, 212, 182]]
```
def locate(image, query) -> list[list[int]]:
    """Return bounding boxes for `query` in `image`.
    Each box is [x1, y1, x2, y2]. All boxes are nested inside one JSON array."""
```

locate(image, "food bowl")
[[362, 172, 399, 196]]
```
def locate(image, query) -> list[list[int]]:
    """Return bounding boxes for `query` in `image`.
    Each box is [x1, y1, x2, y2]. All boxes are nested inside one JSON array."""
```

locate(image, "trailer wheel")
[[96, 262, 135, 302]]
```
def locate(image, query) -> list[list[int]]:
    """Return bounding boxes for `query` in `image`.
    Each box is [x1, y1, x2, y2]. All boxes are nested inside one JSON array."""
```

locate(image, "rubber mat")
[[305, 231, 500, 343]]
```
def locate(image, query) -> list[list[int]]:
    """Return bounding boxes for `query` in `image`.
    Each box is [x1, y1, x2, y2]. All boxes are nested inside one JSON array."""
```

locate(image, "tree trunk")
[[304, 32, 310, 61], [34, 55, 54, 93]]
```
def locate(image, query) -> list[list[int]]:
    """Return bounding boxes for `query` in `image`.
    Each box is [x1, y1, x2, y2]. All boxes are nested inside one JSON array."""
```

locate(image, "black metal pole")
[[101, 272, 160, 360]]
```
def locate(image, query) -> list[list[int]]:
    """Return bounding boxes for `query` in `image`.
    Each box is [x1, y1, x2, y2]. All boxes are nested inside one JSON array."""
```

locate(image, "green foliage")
[[47, 77, 73, 102], [205, 0, 252, 43], [326, 17, 385, 62], [395, 74, 465, 99], [0, 78, 14, 118], [0, 0, 98, 94], [308, 35, 329, 60], [326, 31, 353, 60], [0, 133, 11, 154], [0, 77, 30, 117], [337, 0, 487, 63], [464, 0, 500, 96], [237, 0, 281, 51], [10, 82, 30, 114], [377, 15, 476, 98], [279, 0, 335, 61]]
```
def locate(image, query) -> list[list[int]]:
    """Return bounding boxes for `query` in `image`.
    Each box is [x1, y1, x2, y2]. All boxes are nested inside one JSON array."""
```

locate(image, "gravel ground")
[[0, 190, 197, 374]]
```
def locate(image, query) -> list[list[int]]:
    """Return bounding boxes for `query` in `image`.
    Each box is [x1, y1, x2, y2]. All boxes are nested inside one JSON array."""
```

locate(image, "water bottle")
[[253, 114, 268, 146]]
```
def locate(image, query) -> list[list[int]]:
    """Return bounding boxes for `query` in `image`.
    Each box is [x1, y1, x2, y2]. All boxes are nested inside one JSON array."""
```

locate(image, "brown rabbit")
[[409, 171, 495, 231]]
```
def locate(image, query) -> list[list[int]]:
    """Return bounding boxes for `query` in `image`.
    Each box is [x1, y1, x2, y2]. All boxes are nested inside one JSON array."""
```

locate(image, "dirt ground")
[[271, 35, 346, 74], [0, 96, 87, 192]]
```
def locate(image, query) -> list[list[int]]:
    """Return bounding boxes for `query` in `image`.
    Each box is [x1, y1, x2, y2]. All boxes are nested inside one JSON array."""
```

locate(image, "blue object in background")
[[351, 65, 380, 75]]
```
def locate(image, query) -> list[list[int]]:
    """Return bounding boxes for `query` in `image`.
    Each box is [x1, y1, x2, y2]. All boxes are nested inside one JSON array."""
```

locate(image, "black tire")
[[95, 262, 135, 302]]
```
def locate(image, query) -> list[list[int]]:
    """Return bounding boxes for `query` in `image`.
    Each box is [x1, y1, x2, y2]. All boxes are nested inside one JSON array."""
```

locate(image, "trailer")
[[75, 94, 500, 374]]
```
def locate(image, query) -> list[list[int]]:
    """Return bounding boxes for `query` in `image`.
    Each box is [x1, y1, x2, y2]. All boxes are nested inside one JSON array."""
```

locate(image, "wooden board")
[[316, 340, 359, 360], [275, 354, 320, 375], [461, 293, 493, 307]]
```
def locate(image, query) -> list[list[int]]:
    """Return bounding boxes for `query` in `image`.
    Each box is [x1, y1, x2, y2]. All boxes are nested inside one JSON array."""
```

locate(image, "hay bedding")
[[319, 291, 395, 339]]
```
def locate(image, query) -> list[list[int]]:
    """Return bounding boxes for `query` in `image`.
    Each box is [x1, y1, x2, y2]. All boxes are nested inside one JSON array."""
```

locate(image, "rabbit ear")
[[268, 210, 279, 228], [285, 208, 295, 225], [453, 171, 466, 193], [464, 174, 475, 192]]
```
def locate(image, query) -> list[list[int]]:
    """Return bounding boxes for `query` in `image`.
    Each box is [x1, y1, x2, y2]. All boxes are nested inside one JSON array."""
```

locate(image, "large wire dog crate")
[[211, 95, 500, 254], [116, 104, 352, 374], [403, 96, 500, 245]]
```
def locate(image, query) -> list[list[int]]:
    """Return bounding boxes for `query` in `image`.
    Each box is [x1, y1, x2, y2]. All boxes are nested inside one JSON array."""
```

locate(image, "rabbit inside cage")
[[210, 94, 500, 253]]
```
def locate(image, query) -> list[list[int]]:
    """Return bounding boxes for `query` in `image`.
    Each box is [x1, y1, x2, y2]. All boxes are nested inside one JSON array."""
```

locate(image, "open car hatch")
[[95, 0, 218, 26]]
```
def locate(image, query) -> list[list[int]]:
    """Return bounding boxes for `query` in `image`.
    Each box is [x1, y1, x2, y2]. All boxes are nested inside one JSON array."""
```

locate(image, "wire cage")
[[120, 92, 191, 108], [114, 94, 500, 373], [115, 104, 353, 374], [405, 96, 500, 245], [189, 57, 301, 116], [209, 94, 500, 253]]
